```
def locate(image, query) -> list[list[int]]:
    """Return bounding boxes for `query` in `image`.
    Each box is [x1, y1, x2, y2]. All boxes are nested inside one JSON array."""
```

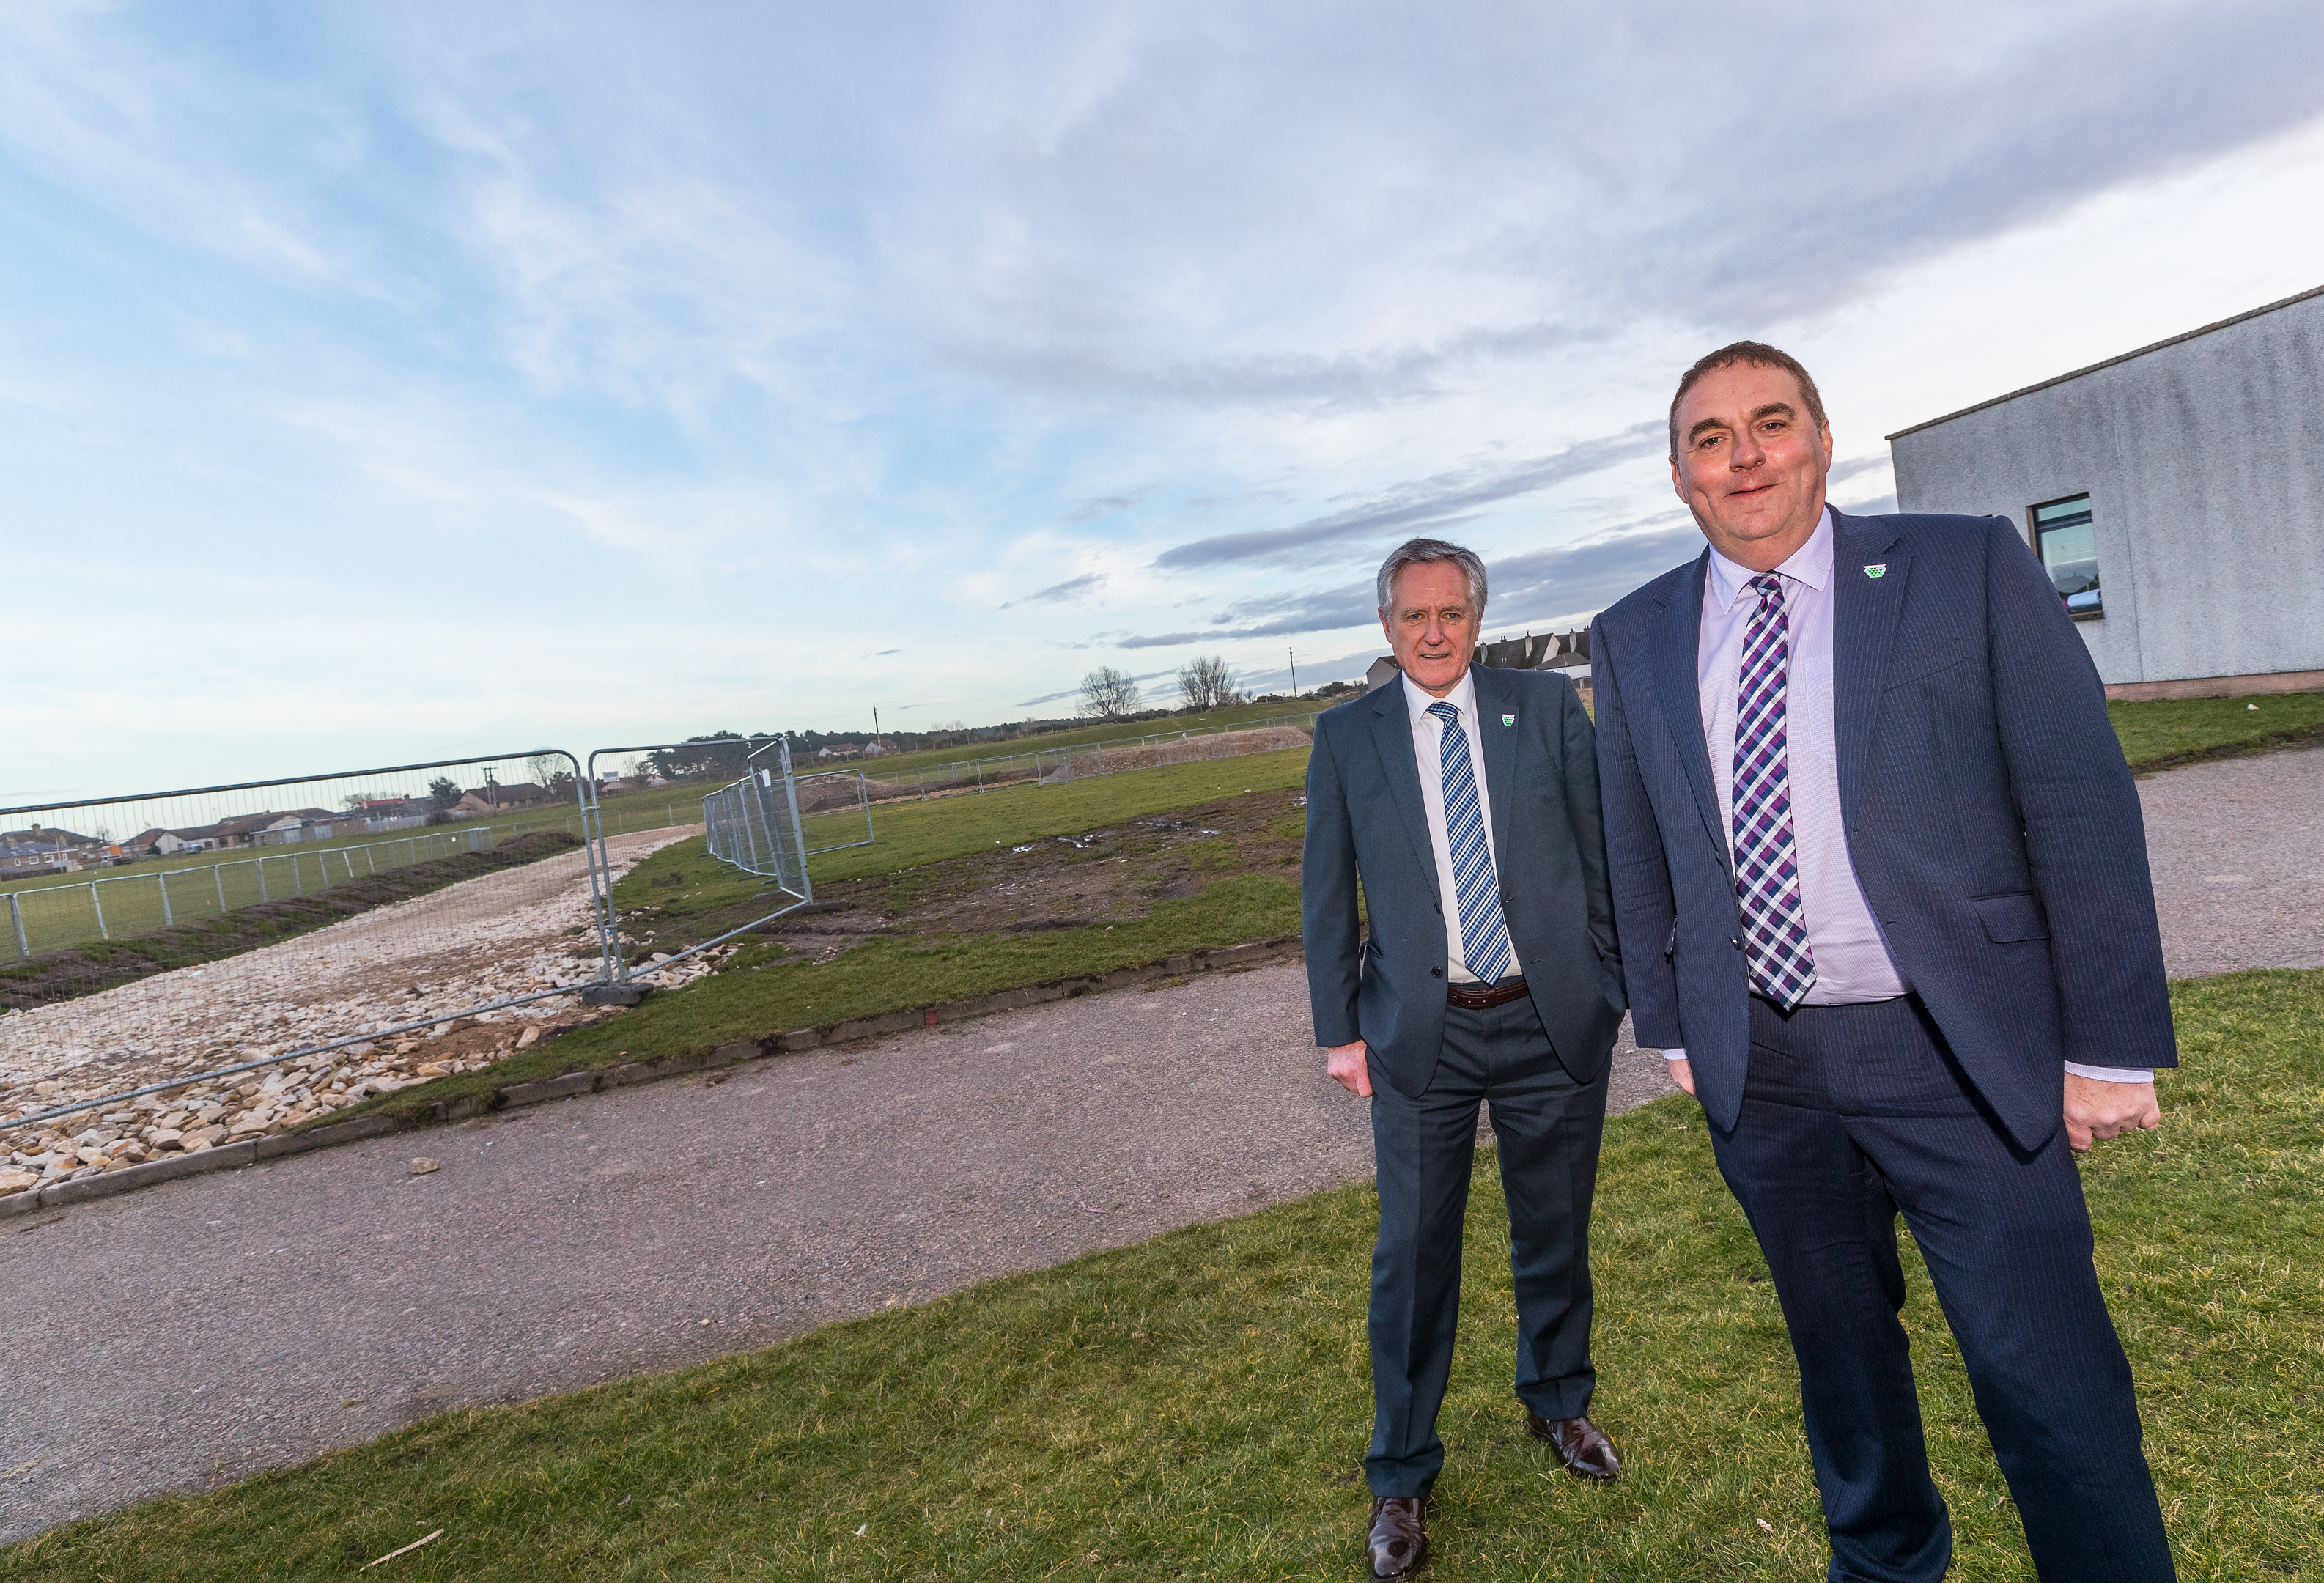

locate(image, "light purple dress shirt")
[[1661, 509, 2149, 1083]]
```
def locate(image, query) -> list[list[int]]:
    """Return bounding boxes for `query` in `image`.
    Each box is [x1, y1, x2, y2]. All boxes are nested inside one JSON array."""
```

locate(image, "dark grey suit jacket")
[[1590, 509, 2176, 1151], [1302, 665, 1625, 1099]]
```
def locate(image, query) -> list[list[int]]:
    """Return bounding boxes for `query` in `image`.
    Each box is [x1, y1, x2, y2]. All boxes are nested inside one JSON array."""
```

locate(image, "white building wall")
[[1888, 287, 2324, 687]]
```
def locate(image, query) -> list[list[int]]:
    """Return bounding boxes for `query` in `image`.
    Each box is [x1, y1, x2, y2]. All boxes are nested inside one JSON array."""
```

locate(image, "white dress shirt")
[[1662, 508, 2147, 1083], [1401, 668, 1524, 984]]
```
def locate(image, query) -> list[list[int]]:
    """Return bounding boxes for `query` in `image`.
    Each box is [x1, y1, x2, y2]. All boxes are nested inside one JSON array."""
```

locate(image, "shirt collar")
[[1400, 663, 1477, 726], [1705, 505, 1834, 613]]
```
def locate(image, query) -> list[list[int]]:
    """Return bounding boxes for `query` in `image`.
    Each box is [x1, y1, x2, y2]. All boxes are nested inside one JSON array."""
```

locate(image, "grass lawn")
[[814, 699, 1332, 781], [2110, 690, 2324, 773], [787, 748, 1307, 890], [12, 967, 2317, 1581]]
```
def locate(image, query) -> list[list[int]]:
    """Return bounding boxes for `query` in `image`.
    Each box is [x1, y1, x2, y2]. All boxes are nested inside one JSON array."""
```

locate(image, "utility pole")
[[872, 704, 882, 752], [1288, 649, 1299, 698]]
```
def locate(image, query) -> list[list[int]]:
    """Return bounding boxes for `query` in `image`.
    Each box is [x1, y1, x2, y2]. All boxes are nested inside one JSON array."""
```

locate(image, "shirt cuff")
[[2064, 1061, 2154, 1083], [1661, 1048, 1687, 1063]]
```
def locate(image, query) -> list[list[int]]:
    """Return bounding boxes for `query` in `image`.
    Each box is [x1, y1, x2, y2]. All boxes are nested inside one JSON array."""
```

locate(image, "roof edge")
[[1884, 281, 2324, 440]]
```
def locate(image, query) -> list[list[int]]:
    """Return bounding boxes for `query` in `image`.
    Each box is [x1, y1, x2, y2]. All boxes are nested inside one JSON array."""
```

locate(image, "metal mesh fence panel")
[[580, 739, 815, 999], [0, 750, 690, 1174]]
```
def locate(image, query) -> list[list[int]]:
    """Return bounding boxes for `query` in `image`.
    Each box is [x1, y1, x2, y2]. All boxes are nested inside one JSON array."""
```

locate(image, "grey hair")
[[1376, 537, 1488, 616]]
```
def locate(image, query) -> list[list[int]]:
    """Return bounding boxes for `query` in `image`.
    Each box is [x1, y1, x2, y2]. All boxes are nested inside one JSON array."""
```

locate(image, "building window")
[[2030, 493, 2101, 619]]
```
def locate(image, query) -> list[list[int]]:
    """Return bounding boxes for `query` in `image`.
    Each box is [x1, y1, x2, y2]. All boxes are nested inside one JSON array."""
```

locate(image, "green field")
[[2109, 690, 2324, 773], [819, 699, 1327, 783], [15, 968, 2317, 1581]]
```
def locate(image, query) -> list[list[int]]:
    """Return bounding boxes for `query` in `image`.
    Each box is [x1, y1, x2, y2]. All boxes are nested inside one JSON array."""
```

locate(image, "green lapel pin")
[[1501, 713, 1516, 727], [1864, 563, 1887, 578]]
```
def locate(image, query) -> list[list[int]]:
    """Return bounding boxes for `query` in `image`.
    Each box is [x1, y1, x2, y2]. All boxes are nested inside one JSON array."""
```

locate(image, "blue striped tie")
[[1425, 701, 1513, 984]]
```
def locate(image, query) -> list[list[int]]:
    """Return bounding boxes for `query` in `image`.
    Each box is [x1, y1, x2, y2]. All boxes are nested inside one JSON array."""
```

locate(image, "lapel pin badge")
[[1864, 563, 1888, 578], [1501, 713, 1516, 727]]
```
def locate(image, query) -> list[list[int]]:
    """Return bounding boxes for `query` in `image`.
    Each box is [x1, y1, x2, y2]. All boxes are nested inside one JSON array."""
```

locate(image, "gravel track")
[[0, 830, 699, 1172], [1, 746, 2314, 1543], [2139, 742, 2324, 977]]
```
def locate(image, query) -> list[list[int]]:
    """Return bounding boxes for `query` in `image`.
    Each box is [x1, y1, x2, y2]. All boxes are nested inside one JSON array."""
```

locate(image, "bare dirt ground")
[[627, 786, 1307, 967], [0, 829, 698, 1173]]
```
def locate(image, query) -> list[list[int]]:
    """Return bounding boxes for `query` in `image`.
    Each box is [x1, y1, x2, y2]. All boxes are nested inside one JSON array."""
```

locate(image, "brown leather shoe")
[[1366, 1494, 1430, 1579], [1525, 1410, 1620, 1481]]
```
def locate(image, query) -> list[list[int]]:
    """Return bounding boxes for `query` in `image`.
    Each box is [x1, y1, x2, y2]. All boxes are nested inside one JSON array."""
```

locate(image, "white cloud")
[[4, 1, 2322, 792]]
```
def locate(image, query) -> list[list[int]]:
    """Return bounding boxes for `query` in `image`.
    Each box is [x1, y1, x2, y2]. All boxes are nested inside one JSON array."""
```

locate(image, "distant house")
[[3, 827, 98, 852], [816, 745, 864, 760], [355, 798, 434, 822], [124, 827, 220, 857], [0, 827, 100, 877], [455, 782, 556, 815], [209, 809, 344, 848]]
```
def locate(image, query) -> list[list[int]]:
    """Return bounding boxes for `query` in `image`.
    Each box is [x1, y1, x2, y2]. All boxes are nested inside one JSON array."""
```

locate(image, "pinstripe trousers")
[[1710, 994, 2174, 1583]]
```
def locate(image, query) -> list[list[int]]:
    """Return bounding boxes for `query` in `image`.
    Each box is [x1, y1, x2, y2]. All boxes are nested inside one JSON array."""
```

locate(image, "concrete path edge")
[[0, 935, 1306, 1222]]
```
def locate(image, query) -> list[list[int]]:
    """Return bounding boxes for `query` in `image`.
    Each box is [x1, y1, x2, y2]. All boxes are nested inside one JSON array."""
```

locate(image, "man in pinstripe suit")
[[1591, 342, 2176, 1582], [1305, 538, 1626, 1579]]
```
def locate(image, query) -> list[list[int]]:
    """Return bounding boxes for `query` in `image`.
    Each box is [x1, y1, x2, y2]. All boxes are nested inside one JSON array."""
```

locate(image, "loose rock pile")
[[0, 827, 705, 1192]]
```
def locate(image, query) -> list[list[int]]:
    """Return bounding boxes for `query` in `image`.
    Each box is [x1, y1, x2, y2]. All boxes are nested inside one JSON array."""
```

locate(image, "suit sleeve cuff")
[[2064, 1061, 2153, 1083]]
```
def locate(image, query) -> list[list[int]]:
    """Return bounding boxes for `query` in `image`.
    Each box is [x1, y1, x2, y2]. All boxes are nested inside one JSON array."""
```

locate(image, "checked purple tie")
[[1732, 573, 1817, 1008]]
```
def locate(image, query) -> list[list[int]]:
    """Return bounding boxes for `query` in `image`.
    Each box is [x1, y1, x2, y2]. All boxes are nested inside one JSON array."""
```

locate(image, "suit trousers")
[[1710, 994, 2173, 1583], [1365, 994, 1608, 1497]]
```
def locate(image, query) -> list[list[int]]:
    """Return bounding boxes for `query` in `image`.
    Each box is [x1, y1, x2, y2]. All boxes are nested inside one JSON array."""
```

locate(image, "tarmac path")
[[2, 745, 2315, 1542]]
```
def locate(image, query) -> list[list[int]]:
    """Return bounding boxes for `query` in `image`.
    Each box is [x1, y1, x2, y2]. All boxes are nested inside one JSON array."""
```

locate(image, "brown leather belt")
[[1446, 975, 1529, 1011]]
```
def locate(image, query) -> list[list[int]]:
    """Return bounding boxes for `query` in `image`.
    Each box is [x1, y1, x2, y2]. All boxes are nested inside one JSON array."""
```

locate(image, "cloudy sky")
[[6, 0, 2323, 800]]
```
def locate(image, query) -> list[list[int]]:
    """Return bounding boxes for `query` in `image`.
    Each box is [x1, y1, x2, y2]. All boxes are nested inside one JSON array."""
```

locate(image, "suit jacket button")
[[1431, 966, 1444, 978], [1731, 937, 1743, 949]]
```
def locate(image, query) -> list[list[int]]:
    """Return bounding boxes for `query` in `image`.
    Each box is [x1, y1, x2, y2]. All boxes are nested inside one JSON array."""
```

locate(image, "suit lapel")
[[1653, 551, 1731, 877], [1829, 509, 1908, 822], [1472, 665, 1520, 866], [1365, 679, 1439, 899]]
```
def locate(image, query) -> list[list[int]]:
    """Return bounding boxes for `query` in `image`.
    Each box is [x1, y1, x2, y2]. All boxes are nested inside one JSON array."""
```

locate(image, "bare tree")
[[526, 753, 564, 792], [1176, 654, 1240, 710], [1077, 665, 1144, 721]]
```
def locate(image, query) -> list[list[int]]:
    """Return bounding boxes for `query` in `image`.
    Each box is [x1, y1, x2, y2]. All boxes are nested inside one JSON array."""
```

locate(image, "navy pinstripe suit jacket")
[[1590, 509, 2176, 1151], [1302, 665, 1626, 1099]]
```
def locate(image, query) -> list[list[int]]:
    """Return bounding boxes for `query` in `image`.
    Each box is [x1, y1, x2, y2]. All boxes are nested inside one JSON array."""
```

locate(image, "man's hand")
[[1664, 1057, 1695, 1096], [2063, 1074, 2161, 1153], [1327, 1039, 1373, 1097]]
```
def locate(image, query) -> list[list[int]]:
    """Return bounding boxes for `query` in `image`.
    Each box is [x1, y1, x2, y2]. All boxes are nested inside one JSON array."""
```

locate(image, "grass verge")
[[10, 968, 2317, 1580], [804, 748, 1314, 886], [804, 699, 1328, 781], [2111, 690, 2324, 773]]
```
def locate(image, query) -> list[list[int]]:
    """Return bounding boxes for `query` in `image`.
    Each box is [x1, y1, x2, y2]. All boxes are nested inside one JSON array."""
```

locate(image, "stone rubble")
[[0, 827, 711, 1188]]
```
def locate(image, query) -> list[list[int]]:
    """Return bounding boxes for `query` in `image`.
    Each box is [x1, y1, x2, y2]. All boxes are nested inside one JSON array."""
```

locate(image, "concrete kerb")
[[0, 936, 1306, 1221]]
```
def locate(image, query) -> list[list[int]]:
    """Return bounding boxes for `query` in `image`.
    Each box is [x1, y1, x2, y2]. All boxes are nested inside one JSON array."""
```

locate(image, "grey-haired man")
[[1303, 537, 1628, 1579]]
